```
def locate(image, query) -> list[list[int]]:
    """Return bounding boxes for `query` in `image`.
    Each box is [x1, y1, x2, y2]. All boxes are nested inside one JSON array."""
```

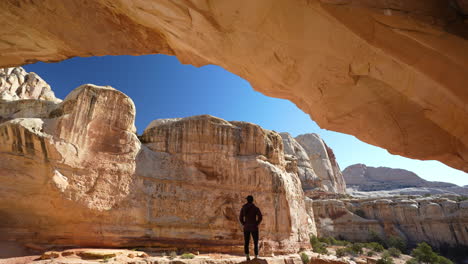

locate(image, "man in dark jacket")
[[239, 195, 262, 260]]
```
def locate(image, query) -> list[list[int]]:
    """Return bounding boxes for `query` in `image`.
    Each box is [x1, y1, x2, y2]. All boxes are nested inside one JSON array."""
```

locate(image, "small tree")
[[376, 252, 394, 264], [336, 248, 347, 258], [411, 243, 439, 264], [386, 236, 407, 252], [388, 247, 402, 258], [300, 252, 310, 264]]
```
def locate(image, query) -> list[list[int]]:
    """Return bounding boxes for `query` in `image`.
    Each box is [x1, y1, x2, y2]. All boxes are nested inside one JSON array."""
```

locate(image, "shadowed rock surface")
[[0, 0, 466, 171]]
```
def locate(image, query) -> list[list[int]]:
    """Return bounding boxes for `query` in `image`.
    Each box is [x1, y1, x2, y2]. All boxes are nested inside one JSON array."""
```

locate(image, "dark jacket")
[[239, 202, 262, 231]]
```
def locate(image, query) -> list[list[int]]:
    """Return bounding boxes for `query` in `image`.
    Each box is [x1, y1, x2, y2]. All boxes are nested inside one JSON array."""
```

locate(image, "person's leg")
[[252, 230, 259, 257], [244, 231, 251, 260]]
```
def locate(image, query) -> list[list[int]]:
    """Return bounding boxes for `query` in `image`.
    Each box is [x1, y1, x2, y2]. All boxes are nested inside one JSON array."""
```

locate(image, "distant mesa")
[[343, 163, 468, 197]]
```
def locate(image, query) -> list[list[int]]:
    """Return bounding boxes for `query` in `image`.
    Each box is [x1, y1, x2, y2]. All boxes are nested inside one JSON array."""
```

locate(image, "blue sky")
[[23, 55, 467, 186]]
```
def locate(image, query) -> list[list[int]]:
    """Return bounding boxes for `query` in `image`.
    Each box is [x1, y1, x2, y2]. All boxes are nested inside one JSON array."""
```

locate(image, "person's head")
[[246, 195, 254, 203]]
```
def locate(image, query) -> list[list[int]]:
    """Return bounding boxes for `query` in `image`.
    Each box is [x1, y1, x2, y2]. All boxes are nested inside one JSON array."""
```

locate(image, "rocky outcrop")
[[294, 134, 346, 194], [0, 1, 467, 172], [343, 164, 463, 193], [311, 197, 468, 248], [0, 67, 59, 102], [0, 69, 312, 253]]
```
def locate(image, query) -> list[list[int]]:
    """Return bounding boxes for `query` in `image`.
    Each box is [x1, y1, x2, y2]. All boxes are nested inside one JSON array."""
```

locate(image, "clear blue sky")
[[23, 55, 467, 186]]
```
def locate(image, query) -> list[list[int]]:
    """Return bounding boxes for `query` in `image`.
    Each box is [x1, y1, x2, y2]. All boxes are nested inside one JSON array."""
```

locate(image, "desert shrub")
[[388, 248, 401, 258], [411, 243, 438, 263], [405, 259, 418, 264], [169, 251, 177, 259], [310, 235, 320, 245], [386, 236, 407, 252], [313, 245, 328, 255], [300, 252, 310, 264], [335, 248, 348, 258], [181, 253, 195, 259], [368, 230, 385, 245], [454, 196, 468, 202], [350, 243, 364, 255], [423, 193, 432, 197], [310, 235, 329, 255], [366, 242, 385, 252], [376, 252, 394, 264], [367, 251, 375, 257], [318, 237, 332, 245], [436, 256, 454, 264]]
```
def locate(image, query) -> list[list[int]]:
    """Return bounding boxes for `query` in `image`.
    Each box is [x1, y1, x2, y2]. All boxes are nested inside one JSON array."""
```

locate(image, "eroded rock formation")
[[280, 133, 346, 194], [311, 197, 468, 248], [295, 134, 346, 194], [0, 67, 312, 253], [0, 0, 466, 172]]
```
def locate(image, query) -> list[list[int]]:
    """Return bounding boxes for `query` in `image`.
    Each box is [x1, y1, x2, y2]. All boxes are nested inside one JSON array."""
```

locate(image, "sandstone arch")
[[0, 0, 467, 172]]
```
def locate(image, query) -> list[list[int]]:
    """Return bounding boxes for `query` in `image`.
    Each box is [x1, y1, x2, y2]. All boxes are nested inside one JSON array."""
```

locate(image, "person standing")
[[239, 195, 262, 260]]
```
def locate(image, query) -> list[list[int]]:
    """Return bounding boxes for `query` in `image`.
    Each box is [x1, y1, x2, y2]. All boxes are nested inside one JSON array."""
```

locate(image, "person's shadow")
[[239, 258, 268, 264]]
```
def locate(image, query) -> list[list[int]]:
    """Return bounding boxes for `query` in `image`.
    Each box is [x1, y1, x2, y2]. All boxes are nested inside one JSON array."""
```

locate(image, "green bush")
[[388, 247, 401, 258], [336, 248, 347, 258], [455, 196, 468, 202], [386, 236, 407, 252], [300, 252, 310, 264], [350, 243, 364, 255], [437, 256, 454, 264], [318, 237, 331, 245], [366, 242, 385, 252], [310, 235, 320, 245], [181, 253, 195, 259], [368, 230, 385, 245], [411, 242, 439, 263], [405, 258, 418, 264], [376, 252, 394, 264], [367, 251, 375, 257], [313, 244, 328, 255], [310, 235, 329, 255]]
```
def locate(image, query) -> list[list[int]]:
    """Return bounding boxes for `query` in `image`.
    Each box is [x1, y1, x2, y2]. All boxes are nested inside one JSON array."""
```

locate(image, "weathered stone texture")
[[0, 0, 466, 171], [311, 197, 468, 247], [0, 70, 313, 253]]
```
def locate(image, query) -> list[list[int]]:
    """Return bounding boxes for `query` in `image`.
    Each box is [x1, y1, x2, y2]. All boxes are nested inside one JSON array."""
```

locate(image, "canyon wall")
[[0, 0, 466, 172], [311, 197, 468, 248], [0, 67, 312, 254], [280, 133, 346, 194]]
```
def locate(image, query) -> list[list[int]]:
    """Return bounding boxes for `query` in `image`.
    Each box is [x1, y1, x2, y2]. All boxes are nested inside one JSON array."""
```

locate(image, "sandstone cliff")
[[0, 68, 312, 253], [294, 134, 346, 194], [0, 0, 466, 172], [311, 197, 468, 248]]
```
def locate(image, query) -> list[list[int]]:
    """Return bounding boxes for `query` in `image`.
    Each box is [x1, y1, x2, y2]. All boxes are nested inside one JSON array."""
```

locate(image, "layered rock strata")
[[311, 197, 468, 248], [0, 68, 312, 253], [0, 0, 466, 171]]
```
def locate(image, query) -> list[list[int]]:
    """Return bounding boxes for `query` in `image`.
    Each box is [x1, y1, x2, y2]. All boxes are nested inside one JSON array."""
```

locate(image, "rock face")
[[0, 67, 59, 102], [0, 68, 312, 253], [0, 1, 466, 172], [343, 164, 461, 192], [293, 134, 346, 194], [311, 197, 468, 248]]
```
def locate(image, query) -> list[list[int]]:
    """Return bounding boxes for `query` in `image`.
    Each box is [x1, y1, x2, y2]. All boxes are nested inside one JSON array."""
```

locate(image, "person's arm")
[[256, 207, 263, 225], [239, 207, 245, 225]]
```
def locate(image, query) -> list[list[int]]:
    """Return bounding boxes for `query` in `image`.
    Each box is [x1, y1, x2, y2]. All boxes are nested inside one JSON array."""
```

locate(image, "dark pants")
[[244, 230, 259, 255]]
